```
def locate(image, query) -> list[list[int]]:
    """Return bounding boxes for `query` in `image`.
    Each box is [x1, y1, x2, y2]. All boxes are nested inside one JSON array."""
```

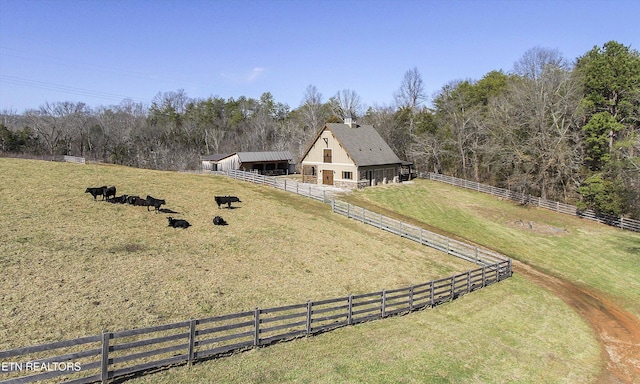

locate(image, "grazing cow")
[[167, 217, 190, 228], [103, 186, 116, 201], [85, 186, 107, 201], [214, 195, 241, 209], [146, 195, 166, 213], [213, 215, 227, 226]]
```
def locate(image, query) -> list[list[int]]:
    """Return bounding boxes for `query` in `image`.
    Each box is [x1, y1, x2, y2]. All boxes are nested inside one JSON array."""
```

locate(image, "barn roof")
[[201, 153, 233, 161], [324, 123, 401, 167], [235, 151, 293, 163], [204, 151, 293, 163]]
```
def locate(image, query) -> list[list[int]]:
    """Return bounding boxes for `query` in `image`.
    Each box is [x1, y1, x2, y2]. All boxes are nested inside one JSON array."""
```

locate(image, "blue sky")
[[1, 0, 638, 113]]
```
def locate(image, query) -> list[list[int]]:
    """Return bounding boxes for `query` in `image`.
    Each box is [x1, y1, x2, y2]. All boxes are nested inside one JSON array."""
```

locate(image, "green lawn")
[[341, 179, 640, 319]]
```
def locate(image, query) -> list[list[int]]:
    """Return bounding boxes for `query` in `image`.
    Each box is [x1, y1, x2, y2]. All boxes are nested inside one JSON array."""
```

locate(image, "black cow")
[[146, 195, 166, 213], [85, 186, 107, 201], [213, 215, 227, 226], [126, 196, 148, 206], [167, 217, 190, 228], [103, 186, 116, 201], [108, 195, 128, 204], [214, 195, 241, 209]]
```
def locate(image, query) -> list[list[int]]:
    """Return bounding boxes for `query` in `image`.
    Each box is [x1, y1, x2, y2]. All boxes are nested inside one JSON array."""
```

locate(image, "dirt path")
[[513, 260, 640, 384]]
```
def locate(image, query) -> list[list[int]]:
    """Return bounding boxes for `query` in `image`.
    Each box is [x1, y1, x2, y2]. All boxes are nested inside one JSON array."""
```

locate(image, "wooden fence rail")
[[331, 200, 509, 267], [63, 156, 85, 164], [0, 262, 510, 384], [424, 172, 640, 233], [224, 170, 335, 203]]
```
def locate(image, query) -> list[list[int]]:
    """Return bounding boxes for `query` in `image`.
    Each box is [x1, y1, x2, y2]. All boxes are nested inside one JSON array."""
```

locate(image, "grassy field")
[[341, 179, 640, 319], [0, 158, 604, 382]]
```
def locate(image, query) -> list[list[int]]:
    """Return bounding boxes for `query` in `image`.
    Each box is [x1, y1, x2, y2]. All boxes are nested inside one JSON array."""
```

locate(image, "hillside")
[[0, 158, 471, 349], [0, 158, 614, 383]]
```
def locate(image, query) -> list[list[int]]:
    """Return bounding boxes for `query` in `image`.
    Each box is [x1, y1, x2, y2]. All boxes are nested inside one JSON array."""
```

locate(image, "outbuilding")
[[201, 153, 232, 172], [206, 151, 294, 175]]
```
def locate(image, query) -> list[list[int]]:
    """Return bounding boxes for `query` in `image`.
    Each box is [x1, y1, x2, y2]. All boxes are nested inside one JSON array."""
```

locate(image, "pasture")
[[0, 158, 603, 383], [342, 179, 640, 319]]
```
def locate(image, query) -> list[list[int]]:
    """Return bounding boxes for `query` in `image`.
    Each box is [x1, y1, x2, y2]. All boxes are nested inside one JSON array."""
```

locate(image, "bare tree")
[[299, 85, 325, 132], [487, 66, 583, 200], [329, 89, 363, 120], [394, 67, 426, 111], [25, 101, 90, 156], [513, 47, 568, 80]]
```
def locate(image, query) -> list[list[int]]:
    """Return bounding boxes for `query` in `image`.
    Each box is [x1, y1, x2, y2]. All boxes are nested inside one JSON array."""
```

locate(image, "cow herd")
[[85, 185, 241, 229]]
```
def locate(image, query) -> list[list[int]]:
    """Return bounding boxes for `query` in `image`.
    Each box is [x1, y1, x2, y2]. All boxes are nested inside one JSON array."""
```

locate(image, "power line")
[[0, 74, 151, 105]]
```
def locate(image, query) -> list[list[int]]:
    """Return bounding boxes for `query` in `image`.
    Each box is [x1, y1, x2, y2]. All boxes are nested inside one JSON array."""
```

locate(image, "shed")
[[214, 151, 294, 175], [201, 153, 232, 172]]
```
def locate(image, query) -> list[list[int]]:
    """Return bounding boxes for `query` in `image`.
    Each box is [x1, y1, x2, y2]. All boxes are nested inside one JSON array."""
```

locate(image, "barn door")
[[323, 170, 334, 185]]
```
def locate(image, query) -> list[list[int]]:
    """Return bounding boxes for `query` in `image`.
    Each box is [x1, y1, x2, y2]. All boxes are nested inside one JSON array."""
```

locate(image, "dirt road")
[[514, 260, 640, 384]]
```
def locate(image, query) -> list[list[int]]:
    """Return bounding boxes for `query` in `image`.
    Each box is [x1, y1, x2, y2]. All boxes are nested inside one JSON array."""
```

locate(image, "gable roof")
[[201, 153, 233, 162], [212, 151, 293, 163], [236, 151, 293, 162], [304, 123, 401, 167]]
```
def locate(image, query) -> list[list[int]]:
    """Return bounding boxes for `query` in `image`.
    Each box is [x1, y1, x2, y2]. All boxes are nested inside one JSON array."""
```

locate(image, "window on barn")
[[342, 171, 352, 180], [323, 149, 332, 163]]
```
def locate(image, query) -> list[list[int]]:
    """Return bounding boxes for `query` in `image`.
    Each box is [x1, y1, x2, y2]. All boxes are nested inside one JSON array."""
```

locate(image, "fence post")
[[306, 301, 312, 335], [381, 290, 387, 318], [284, 179, 287, 192], [347, 203, 350, 218], [253, 307, 260, 347], [101, 330, 110, 384], [429, 280, 434, 307], [380, 213, 383, 229], [362, 207, 366, 223], [482, 266, 486, 287], [409, 285, 414, 312], [188, 319, 196, 365], [347, 295, 353, 325], [450, 275, 455, 300], [467, 270, 471, 293]]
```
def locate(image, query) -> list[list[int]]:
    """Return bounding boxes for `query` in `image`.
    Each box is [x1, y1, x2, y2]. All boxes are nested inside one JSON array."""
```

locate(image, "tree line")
[[1, 41, 638, 218]]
